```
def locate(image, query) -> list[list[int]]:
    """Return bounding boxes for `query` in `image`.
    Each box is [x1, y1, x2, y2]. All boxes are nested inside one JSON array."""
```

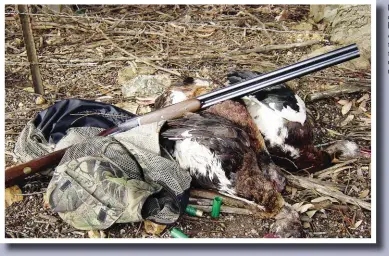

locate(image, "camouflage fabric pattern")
[[46, 122, 191, 230], [14, 121, 55, 163]]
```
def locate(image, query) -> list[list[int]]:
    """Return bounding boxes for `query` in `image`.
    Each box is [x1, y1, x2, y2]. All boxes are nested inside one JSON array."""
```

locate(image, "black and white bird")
[[228, 71, 359, 173], [160, 100, 284, 211], [156, 71, 360, 209]]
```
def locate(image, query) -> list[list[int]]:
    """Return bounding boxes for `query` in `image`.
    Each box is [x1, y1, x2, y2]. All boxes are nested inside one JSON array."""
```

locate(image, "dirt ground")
[[4, 5, 371, 239]]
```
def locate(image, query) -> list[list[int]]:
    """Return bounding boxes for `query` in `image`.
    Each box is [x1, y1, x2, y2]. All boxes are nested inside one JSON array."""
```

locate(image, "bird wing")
[[161, 112, 252, 176], [228, 70, 306, 124]]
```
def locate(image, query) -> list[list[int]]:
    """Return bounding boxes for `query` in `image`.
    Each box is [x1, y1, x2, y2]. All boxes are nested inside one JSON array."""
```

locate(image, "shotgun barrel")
[[201, 49, 360, 107], [197, 43, 358, 103], [5, 44, 360, 187]]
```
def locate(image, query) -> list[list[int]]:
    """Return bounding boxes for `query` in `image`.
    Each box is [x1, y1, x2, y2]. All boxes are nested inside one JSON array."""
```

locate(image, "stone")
[[299, 45, 370, 70], [309, 5, 340, 23], [329, 5, 371, 60], [117, 66, 156, 86], [309, 5, 371, 70], [292, 22, 313, 31], [121, 75, 171, 98], [35, 95, 46, 105], [115, 102, 139, 114]]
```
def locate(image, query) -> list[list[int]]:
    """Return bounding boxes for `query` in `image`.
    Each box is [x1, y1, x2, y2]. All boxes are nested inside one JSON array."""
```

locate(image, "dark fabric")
[[33, 99, 137, 144]]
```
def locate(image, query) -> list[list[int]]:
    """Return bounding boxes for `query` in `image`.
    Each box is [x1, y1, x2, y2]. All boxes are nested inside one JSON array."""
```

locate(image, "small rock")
[[23, 87, 35, 93], [121, 74, 171, 98], [137, 106, 152, 115], [118, 66, 156, 86], [18, 102, 24, 108], [87, 230, 106, 238], [120, 229, 126, 235], [299, 45, 370, 70], [143, 220, 166, 236], [5, 185, 23, 208], [115, 102, 139, 114], [35, 95, 46, 105], [292, 22, 313, 31], [251, 229, 259, 235]]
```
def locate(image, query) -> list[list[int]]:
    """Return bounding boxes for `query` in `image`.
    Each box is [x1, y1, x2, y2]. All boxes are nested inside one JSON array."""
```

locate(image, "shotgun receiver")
[[5, 44, 360, 187]]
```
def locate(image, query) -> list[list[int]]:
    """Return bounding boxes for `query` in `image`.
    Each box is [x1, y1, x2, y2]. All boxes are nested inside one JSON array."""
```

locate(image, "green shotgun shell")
[[170, 228, 189, 238], [185, 206, 203, 217], [211, 196, 223, 218]]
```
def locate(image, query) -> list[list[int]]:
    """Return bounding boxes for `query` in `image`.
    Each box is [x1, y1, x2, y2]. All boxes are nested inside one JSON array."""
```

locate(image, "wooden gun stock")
[[5, 148, 67, 187]]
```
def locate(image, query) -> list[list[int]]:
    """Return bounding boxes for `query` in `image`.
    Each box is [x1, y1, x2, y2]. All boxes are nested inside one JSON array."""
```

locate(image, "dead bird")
[[228, 71, 361, 173], [160, 100, 285, 211], [156, 71, 360, 207]]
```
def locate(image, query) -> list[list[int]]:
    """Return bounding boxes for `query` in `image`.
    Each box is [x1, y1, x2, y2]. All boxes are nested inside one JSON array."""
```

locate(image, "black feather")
[[227, 71, 300, 112], [160, 111, 252, 180]]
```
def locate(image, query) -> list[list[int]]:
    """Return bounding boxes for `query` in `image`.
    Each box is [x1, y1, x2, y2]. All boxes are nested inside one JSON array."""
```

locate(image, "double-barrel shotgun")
[[5, 44, 360, 187]]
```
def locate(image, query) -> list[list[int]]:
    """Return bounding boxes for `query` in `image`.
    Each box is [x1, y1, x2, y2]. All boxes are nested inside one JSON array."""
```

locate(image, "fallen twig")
[[189, 197, 213, 206], [243, 11, 273, 44], [286, 175, 371, 211], [236, 40, 321, 55], [190, 189, 248, 208], [97, 27, 181, 76], [307, 85, 370, 101], [190, 189, 284, 218], [188, 204, 253, 215], [313, 159, 358, 178]]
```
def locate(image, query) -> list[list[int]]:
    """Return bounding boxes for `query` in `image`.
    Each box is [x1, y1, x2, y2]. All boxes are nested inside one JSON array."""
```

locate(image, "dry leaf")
[[311, 196, 339, 203], [95, 95, 113, 101], [88, 230, 106, 238], [341, 115, 354, 127], [292, 202, 304, 211], [326, 128, 343, 136], [275, 9, 289, 21], [299, 203, 314, 213], [357, 168, 363, 177], [306, 210, 318, 218], [337, 99, 349, 106], [115, 102, 139, 113], [353, 220, 363, 229], [291, 187, 298, 199], [144, 220, 166, 236], [35, 95, 46, 105], [358, 100, 367, 111], [43, 192, 50, 209], [369, 163, 371, 179], [303, 222, 311, 229], [136, 96, 157, 106], [357, 94, 369, 103], [359, 189, 370, 198], [341, 101, 352, 115], [23, 87, 35, 93], [5, 185, 23, 208]]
